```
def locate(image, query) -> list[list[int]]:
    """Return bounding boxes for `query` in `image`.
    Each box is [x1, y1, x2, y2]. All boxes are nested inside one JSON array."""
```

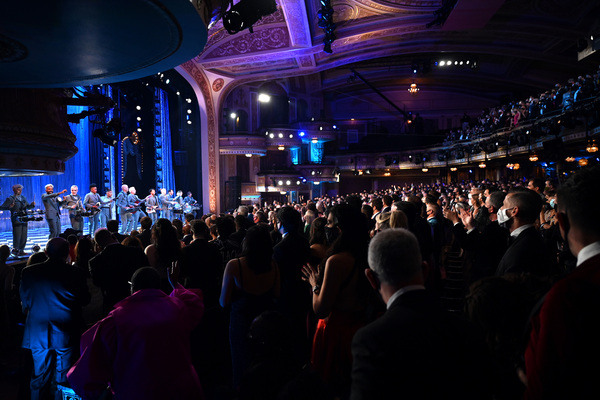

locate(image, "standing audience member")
[[220, 224, 280, 389], [351, 228, 492, 400], [137, 216, 153, 249], [89, 229, 148, 315], [524, 165, 600, 399], [496, 189, 557, 277], [302, 203, 371, 397], [0, 245, 15, 347], [68, 266, 205, 400], [20, 237, 90, 400], [145, 218, 182, 293], [273, 206, 311, 363]]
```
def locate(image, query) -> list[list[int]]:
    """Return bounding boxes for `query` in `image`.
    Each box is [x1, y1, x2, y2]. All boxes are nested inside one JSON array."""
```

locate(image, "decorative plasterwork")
[[203, 27, 291, 59], [279, 0, 313, 47], [180, 60, 219, 213]]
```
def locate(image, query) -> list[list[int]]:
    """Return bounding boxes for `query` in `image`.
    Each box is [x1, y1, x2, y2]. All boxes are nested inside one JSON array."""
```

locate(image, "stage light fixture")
[[223, 0, 277, 34], [92, 117, 122, 147]]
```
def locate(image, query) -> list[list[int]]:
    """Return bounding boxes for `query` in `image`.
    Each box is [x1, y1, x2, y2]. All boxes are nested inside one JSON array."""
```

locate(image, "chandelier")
[[565, 156, 576, 162], [408, 82, 420, 94], [529, 153, 538, 162], [586, 139, 598, 153]]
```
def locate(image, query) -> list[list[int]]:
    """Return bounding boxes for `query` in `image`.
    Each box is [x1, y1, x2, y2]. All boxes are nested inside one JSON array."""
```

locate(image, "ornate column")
[[177, 63, 233, 214]]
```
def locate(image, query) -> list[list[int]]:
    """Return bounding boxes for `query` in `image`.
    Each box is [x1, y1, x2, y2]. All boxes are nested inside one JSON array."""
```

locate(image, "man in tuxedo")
[[351, 229, 492, 400], [495, 188, 556, 277], [42, 184, 67, 239], [524, 166, 600, 399], [20, 237, 90, 400], [89, 228, 148, 315]]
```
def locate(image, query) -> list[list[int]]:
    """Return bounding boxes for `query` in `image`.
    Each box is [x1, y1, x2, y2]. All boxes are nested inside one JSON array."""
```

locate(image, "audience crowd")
[[4, 164, 600, 400], [442, 68, 600, 145]]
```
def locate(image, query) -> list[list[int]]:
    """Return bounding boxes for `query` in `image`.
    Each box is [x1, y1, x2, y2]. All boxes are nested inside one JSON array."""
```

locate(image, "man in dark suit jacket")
[[524, 166, 600, 399], [179, 220, 222, 309], [273, 206, 311, 360], [448, 191, 510, 283], [89, 228, 148, 315], [351, 229, 492, 400], [42, 184, 67, 239], [20, 237, 90, 400], [495, 188, 556, 277]]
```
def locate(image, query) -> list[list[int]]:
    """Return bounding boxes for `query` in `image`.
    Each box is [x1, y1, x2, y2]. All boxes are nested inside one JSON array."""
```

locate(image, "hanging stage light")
[[223, 0, 278, 34]]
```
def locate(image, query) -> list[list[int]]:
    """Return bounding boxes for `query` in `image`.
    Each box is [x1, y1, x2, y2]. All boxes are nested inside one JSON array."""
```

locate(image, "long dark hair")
[[327, 203, 369, 262], [152, 218, 181, 263], [241, 224, 273, 274], [309, 217, 327, 246]]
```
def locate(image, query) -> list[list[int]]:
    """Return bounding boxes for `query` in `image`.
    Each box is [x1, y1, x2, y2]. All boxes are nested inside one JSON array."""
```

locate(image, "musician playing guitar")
[[144, 188, 161, 225], [127, 187, 145, 231], [99, 189, 116, 229], [83, 183, 102, 236], [63, 185, 84, 233]]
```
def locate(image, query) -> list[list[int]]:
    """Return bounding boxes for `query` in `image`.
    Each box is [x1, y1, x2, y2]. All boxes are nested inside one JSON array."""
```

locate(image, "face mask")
[[497, 208, 513, 228], [549, 199, 556, 209], [324, 225, 339, 245]]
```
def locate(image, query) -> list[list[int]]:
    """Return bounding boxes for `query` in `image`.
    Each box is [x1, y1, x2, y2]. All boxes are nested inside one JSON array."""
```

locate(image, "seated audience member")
[[89, 229, 148, 315], [524, 165, 600, 399], [67, 266, 205, 400], [495, 188, 557, 277], [351, 228, 492, 400]]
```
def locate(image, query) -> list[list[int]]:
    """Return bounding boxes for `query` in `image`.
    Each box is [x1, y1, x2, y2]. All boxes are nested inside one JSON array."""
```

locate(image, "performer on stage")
[[173, 190, 184, 221], [144, 188, 160, 226], [183, 191, 199, 218], [42, 184, 67, 239], [0, 184, 35, 255], [116, 185, 132, 235], [83, 184, 102, 236], [127, 187, 145, 232], [99, 189, 115, 229], [63, 185, 84, 233], [158, 188, 171, 221]]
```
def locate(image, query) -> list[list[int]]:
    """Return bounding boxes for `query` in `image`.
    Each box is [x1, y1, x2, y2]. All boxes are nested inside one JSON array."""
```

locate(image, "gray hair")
[[368, 228, 422, 284]]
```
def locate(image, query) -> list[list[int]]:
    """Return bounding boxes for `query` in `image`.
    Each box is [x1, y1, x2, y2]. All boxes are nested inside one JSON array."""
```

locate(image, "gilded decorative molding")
[[204, 27, 290, 59], [181, 60, 219, 213]]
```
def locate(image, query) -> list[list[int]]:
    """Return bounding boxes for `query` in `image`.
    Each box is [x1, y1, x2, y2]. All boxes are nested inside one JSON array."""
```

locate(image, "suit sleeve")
[[351, 327, 384, 400]]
